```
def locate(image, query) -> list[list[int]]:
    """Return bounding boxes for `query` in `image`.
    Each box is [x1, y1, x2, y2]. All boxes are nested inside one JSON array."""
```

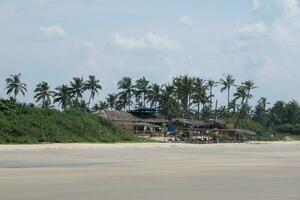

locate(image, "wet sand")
[[0, 142, 299, 200]]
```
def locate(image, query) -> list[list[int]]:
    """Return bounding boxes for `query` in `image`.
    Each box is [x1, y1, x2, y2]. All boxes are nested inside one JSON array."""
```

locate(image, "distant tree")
[[253, 97, 269, 124], [147, 83, 161, 109], [84, 75, 102, 107], [54, 84, 71, 110], [243, 80, 257, 105], [117, 77, 135, 111], [173, 75, 194, 113], [135, 76, 150, 108], [5, 73, 27, 100], [207, 79, 217, 112], [34, 81, 54, 108], [106, 93, 117, 110], [70, 77, 85, 103], [219, 74, 236, 111], [269, 101, 285, 125], [92, 101, 108, 112], [192, 78, 207, 119], [159, 84, 178, 118], [234, 81, 256, 127]]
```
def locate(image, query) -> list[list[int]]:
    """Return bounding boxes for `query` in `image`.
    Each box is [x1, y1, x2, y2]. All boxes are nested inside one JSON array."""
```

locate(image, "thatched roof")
[[97, 110, 141, 122], [97, 110, 167, 124], [172, 118, 209, 127]]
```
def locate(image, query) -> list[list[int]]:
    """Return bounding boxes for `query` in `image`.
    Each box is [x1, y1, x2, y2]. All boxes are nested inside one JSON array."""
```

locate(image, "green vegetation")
[[1, 72, 300, 143], [0, 99, 143, 144]]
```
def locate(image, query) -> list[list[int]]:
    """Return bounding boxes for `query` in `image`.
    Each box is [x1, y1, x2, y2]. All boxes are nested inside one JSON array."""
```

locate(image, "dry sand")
[[0, 142, 300, 200]]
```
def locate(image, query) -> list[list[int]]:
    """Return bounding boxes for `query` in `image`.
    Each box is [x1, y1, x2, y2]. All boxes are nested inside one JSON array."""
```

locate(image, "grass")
[[0, 100, 145, 144]]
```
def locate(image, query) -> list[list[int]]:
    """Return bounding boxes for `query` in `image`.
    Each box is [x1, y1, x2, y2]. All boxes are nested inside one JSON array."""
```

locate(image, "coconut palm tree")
[[147, 83, 161, 109], [234, 82, 256, 127], [84, 75, 102, 107], [173, 75, 194, 112], [219, 74, 236, 110], [159, 84, 178, 118], [69, 77, 85, 103], [243, 80, 257, 105], [106, 93, 117, 110], [117, 77, 135, 111], [34, 81, 54, 108], [116, 92, 129, 111], [54, 84, 71, 110], [192, 78, 208, 119], [135, 76, 149, 108], [207, 79, 217, 111], [5, 73, 27, 100], [92, 101, 108, 112]]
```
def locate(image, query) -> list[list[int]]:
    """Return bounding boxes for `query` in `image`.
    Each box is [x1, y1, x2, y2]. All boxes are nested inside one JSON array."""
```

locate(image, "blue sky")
[[1, 0, 300, 106]]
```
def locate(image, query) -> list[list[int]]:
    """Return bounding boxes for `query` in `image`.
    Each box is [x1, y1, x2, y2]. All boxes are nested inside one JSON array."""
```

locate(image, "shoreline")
[[0, 141, 299, 151]]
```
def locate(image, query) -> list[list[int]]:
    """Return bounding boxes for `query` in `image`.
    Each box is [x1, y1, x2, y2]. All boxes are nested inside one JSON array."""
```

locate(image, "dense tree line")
[[3, 73, 300, 133]]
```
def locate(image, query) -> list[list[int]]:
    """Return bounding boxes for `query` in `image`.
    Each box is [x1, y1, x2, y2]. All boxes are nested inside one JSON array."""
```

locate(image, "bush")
[[0, 100, 144, 144], [276, 124, 300, 135]]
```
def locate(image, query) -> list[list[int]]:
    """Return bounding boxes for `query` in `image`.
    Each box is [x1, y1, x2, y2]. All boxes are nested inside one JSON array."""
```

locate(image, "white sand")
[[0, 142, 300, 200]]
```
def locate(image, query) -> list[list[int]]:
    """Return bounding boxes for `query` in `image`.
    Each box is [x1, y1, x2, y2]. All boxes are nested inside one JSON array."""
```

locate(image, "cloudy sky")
[[1, 0, 300, 106]]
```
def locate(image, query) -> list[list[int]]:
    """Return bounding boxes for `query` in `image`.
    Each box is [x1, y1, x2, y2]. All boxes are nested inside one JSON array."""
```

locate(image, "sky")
[[1, 0, 300, 107]]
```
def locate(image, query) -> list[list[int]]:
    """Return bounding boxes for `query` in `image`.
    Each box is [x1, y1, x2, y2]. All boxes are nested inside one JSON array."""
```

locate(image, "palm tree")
[[219, 74, 236, 110], [147, 83, 161, 109], [117, 77, 135, 111], [192, 78, 208, 119], [173, 75, 194, 113], [106, 93, 117, 110], [116, 92, 129, 111], [159, 84, 178, 118], [243, 80, 257, 105], [70, 77, 85, 103], [234, 81, 256, 127], [34, 81, 53, 108], [5, 73, 27, 100], [92, 101, 108, 112], [135, 76, 149, 108], [54, 84, 71, 110], [207, 79, 217, 111], [84, 75, 102, 107]]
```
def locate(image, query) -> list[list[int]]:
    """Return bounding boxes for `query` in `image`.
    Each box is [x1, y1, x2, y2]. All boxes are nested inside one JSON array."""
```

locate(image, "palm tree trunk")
[[235, 98, 245, 128], [197, 102, 200, 120], [88, 93, 92, 108], [227, 87, 230, 111]]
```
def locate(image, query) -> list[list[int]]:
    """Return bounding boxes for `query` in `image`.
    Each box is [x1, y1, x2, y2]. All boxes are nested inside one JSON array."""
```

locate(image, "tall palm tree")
[[192, 78, 208, 119], [234, 81, 256, 127], [106, 93, 117, 110], [135, 76, 149, 108], [34, 81, 53, 108], [219, 74, 236, 110], [159, 84, 178, 118], [70, 77, 85, 103], [117, 77, 135, 111], [243, 80, 257, 105], [54, 84, 71, 110], [5, 73, 27, 100], [207, 79, 217, 111], [84, 75, 102, 107], [147, 83, 161, 109], [173, 75, 194, 112]]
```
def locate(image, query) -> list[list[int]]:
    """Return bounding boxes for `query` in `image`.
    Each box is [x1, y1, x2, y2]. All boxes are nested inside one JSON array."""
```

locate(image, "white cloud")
[[282, 0, 299, 18], [81, 42, 97, 66], [179, 16, 193, 26], [39, 25, 67, 39], [235, 22, 267, 38], [111, 32, 180, 52], [253, 0, 261, 10]]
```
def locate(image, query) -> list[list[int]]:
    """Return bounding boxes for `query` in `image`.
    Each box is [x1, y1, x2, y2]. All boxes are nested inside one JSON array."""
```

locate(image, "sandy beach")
[[0, 142, 300, 200]]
